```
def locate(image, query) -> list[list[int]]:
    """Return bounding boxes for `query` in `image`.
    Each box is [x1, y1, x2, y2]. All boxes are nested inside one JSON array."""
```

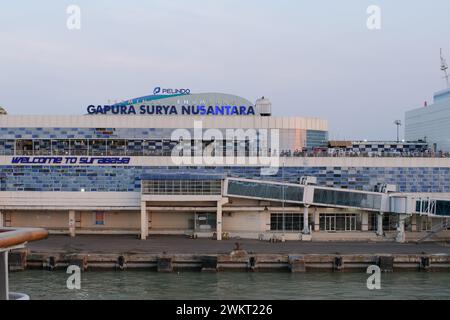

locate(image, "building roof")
[[141, 173, 225, 180], [328, 140, 352, 148]]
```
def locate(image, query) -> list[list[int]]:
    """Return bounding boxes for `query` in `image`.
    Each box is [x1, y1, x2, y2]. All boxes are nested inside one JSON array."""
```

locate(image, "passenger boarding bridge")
[[223, 177, 450, 242], [140, 174, 450, 242], [224, 177, 450, 218]]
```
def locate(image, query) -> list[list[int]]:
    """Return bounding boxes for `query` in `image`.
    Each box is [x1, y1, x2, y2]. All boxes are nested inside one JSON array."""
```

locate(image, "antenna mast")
[[441, 48, 450, 88]]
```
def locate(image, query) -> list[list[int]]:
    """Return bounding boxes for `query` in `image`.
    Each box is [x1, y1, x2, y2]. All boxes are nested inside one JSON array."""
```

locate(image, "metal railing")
[[0, 227, 48, 300], [417, 219, 449, 243]]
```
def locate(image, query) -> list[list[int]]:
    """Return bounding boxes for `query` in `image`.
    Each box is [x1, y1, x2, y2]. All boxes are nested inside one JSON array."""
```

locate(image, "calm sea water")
[[9, 270, 450, 300]]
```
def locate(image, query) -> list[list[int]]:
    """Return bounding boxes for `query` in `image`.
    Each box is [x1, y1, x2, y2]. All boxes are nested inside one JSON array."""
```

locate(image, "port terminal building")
[[0, 90, 449, 242]]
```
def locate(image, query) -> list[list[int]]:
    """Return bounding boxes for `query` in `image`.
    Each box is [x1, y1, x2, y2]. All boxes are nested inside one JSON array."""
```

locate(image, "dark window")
[[270, 213, 304, 232]]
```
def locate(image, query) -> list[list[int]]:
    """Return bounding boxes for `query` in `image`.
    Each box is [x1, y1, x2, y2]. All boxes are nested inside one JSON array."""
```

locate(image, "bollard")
[[420, 256, 431, 271], [333, 256, 344, 271], [117, 255, 126, 271], [249, 256, 257, 271], [46, 256, 56, 271]]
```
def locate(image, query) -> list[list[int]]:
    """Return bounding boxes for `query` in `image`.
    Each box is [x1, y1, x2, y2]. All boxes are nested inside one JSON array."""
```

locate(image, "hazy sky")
[[1, 1, 449, 140]]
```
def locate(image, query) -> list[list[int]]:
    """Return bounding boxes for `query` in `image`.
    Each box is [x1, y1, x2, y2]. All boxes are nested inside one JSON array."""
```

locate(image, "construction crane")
[[441, 48, 450, 88]]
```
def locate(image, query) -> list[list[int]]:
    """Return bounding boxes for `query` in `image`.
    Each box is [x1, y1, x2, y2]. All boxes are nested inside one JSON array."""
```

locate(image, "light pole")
[[394, 120, 402, 142], [282, 157, 285, 234]]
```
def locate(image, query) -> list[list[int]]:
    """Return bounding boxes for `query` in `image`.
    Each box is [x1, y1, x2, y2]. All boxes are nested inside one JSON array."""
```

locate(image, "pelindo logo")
[[153, 87, 191, 95]]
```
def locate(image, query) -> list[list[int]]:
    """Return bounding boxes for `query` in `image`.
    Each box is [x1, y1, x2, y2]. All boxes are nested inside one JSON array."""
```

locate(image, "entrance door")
[[345, 214, 356, 231], [194, 213, 216, 232], [325, 215, 336, 231]]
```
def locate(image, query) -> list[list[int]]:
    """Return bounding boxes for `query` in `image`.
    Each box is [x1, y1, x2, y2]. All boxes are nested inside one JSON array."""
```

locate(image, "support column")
[[0, 251, 8, 300], [314, 211, 320, 231], [303, 205, 310, 234], [216, 201, 223, 241], [216, 198, 229, 241], [361, 212, 369, 231], [140, 201, 148, 240], [376, 212, 384, 236], [411, 214, 417, 232], [396, 214, 406, 243], [0, 211, 3, 228], [68, 210, 76, 237]]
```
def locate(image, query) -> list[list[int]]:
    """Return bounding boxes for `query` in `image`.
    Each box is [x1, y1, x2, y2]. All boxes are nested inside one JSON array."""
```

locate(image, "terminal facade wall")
[[2, 163, 450, 193]]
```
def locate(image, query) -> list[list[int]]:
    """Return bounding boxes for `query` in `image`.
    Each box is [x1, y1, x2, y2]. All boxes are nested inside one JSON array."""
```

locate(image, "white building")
[[406, 88, 450, 152]]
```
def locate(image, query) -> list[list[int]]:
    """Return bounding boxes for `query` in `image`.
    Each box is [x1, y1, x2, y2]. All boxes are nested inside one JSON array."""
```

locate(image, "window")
[[142, 179, 222, 195], [94, 212, 105, 226], [0, 140, 14, 155], [16, 139, 33, 155], [313, 189, 382, 210], [319, 214, 360, 232], [368, 213, 377, 231], [435, 200, 450, 217], [5, 136, 285, 158], [227, 180, 303, 203], [382, 214, 398, 231], [90, 140, 107, 156], [33, 140, 51, 155], [108, 140, 126, 156], [52, 140, 70, 155], [270, 213, 304, 232], [72, 139, 88, 156]]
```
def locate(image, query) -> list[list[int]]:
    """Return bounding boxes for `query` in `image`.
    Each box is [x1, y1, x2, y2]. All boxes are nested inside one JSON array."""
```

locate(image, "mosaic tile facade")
[[0, 165, 448, 193]]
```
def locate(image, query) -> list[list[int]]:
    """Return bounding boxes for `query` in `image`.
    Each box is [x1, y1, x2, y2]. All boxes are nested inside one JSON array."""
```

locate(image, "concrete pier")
[[9, 235, 450, 273], [16, 251, 450, 272]]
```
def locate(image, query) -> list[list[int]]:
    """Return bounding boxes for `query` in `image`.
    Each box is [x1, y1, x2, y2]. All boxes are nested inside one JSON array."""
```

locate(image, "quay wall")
[[9, 249, 450, 273]]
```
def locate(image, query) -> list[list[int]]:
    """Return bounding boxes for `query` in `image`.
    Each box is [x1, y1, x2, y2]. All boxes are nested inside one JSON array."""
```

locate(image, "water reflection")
[[9, 270, 450, 300]]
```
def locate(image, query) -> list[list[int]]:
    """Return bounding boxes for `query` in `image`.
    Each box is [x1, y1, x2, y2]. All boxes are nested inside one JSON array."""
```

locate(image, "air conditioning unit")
[[255, 96, 272, 116], [374, 183, 397, 193], [299, 176, 317, 185]]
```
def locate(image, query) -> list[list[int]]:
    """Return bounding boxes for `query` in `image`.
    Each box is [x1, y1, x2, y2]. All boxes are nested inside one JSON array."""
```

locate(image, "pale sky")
[[0, 1, 449, 140]]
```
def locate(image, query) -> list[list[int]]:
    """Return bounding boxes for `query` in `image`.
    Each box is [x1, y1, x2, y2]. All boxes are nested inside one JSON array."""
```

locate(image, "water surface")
[[9, 270, 450, 300]]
